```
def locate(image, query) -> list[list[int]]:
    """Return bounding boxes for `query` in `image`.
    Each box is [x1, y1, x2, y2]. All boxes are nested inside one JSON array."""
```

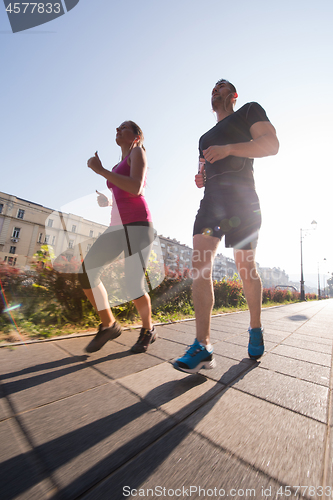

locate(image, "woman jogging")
[[79, 121, 156, 354]]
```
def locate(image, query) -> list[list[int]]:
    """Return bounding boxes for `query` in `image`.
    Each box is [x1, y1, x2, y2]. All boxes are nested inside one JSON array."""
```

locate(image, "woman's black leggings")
[[78, 222, 155, 300]]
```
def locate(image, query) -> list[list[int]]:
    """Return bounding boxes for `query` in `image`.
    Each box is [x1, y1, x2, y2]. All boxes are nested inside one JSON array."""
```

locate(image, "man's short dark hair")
[[215, 79, 237, 94]]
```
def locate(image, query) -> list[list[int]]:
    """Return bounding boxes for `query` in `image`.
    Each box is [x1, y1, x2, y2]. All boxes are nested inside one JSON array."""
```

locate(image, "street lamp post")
[[319, 258, 327, 299], [300, 228, 305, 301], [300, 221, 317, 301], [317, 262, 321, 299]]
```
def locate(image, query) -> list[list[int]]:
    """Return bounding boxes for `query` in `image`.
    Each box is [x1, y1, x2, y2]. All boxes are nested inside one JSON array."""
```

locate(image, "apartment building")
[[0, 192, 108, 269], [259, 266, 289, 288], [157, 235, 193, 275], [156, 237, 238, 282], [212, 253, 238, 281], [0, 191, 242, 284]]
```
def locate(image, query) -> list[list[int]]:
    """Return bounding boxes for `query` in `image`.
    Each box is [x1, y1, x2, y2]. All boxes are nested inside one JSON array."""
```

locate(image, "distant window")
[[7, 257, 16, 266], [52, 236, 56, 245], [9, 246, 16, 254], [38, 232, 43, 243], [47, 219, 54, 227], [44, 235, 50, 244], [72, 225, 76, 233], [68, 240, 74, 249], [89, 230, 94, 238], [87, 243, 92, 252], [161, 243, 165, 248], [12, 227, 20, 238], [0, 204, 3, 214], [17, 209, 25, 219]]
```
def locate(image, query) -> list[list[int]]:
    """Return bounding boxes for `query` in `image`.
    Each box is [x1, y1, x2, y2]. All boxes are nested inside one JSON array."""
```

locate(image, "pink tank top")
[[106, 155, 152, 226]]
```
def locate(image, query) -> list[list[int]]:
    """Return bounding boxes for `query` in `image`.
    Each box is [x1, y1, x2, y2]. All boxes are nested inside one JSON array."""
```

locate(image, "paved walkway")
[[1, 299, 333, 500]]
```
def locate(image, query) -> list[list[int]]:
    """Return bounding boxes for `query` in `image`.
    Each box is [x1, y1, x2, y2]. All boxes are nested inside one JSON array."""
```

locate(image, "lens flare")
[[0, 278, 27, 346]]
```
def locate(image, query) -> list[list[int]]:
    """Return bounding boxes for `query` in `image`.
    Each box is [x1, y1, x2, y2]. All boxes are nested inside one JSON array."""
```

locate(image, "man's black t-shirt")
[[199, 102, 270, 192]]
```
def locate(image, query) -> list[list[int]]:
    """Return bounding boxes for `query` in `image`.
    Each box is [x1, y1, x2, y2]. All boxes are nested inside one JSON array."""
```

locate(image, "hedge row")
[[0, 258, 317, 330]]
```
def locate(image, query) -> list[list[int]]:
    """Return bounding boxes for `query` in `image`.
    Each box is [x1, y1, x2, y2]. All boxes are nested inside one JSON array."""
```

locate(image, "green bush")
[[0, 251, 319, 340]]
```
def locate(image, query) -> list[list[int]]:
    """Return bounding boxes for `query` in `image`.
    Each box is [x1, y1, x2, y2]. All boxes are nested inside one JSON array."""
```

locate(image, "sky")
[[1, 0, 332, 289]]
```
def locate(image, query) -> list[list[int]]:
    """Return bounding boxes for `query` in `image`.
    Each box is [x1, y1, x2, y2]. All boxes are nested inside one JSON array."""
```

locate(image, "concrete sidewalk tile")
[[19, 383, 175, 500], [57, 337, 164, 380], [201, 356, 255, 385], [326, 422, 333, 490], [212, 317, 250, 328], [290, 332, 333, 346], [280, 336, 332, 354], [112, 328, 143, 347], [296, 324, 333, 339], [0, 344, 107, 414], [213, 341, 250, 362], [259, 353, 331, 387], [118, 362, 224, 421], [156, 326, 196, 345], [261, 328, 291, 339], [144, 337, 189, 360], [210, 324, 247, 337], [0, 418, 55, 500], [56, 335, 128, 357], [87, 349, 163, 380], [222, 334, 278, 352], [210, 340, 276, 361], [233, 367, 329, 422], [220, 334, 249, 348], [185, 388, 325, 487], [115, 330, 194, 361], [0, 384, 11, 421], [80, 423, 296, 500], [264, 322, 300, 333], [165, 322, 196, 333], [273, 344, 331, 367], [0, 398, 9, 422], [0, 341, 79, 377]]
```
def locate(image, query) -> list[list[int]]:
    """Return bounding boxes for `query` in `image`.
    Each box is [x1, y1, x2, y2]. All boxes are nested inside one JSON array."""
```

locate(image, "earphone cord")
[[206, 158, 247, 181]]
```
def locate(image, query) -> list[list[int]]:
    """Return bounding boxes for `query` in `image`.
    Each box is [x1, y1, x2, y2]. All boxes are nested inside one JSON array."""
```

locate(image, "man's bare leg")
[[233, 249, 262, 329], [192, 234, 220, 345]]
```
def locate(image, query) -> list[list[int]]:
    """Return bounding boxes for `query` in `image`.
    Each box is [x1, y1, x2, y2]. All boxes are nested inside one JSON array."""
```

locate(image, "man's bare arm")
[[203, 121, 279, 163]]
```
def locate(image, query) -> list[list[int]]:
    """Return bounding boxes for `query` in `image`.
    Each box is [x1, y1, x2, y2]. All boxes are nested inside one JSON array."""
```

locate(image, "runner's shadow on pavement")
[[59, 360, 260, 499], [0, 359, 259, 499], [0, 350, 133, 398], [0, 355, 88, 381]]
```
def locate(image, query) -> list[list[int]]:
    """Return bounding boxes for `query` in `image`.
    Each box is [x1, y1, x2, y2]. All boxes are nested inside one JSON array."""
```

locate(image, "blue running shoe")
[[248, 327, 264, 359], [173, 339, 216, 373]]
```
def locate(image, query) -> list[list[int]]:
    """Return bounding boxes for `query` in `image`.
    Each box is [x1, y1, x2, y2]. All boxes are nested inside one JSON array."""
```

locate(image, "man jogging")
[[174, 79, 279, 373]]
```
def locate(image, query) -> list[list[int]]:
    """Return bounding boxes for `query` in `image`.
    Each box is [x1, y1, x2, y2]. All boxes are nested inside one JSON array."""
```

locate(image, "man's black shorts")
[[193, 187, 261, 250]]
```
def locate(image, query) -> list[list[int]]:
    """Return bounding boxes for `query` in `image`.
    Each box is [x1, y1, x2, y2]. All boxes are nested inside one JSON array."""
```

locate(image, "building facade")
[[157, 235, 193, 275], [212, 253, 238, 281], [259, 266, 289, 288], [1, 191, 243, 283], [0, 192, 108, 269]]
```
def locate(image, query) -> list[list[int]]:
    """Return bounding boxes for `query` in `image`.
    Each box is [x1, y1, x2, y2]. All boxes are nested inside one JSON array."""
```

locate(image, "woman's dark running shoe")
[[85, 322, 122, 353], [131, 327, 157, 353]]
